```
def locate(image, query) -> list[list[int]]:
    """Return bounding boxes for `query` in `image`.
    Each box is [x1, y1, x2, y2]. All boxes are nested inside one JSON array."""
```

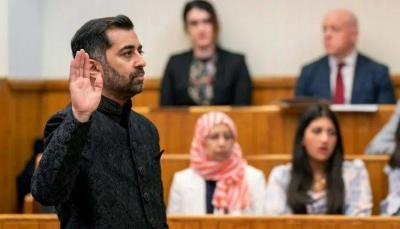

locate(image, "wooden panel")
[[0, 80, 13, 213], [0, 215, 58, 229], [143, 106, 394, 155], [8, 92, 42, 213], [1, 215, 400, 229], [5, 75, 400, 109], [161, 154, 389, 215], [167, 216, 400, 229], [1, 76, 398, 213]]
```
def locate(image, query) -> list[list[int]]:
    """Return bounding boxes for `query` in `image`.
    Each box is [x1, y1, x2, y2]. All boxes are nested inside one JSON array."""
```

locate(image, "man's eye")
[[123, 52, 132, 57], [138, 50, 144, 55]]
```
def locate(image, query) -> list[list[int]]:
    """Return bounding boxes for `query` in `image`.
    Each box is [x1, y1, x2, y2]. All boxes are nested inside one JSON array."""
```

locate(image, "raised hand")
[[69, 49, 103, 123]]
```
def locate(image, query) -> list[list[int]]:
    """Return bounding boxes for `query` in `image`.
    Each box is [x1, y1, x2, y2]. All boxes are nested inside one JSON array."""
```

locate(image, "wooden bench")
[[161, 154, 390, 215]]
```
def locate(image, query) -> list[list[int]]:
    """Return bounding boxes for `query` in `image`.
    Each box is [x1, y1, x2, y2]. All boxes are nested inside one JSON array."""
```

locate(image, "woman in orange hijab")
[[167, 111, 265, 215]]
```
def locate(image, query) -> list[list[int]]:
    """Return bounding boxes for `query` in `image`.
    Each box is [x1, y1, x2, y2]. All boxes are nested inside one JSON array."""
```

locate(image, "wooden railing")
[[1, 215, 400, 229]]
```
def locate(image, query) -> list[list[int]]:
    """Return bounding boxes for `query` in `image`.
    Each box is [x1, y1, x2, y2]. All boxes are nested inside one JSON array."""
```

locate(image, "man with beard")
[[31, 15, 168, 229]]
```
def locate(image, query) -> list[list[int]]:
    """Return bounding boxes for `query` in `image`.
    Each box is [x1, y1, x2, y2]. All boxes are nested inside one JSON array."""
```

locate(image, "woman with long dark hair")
[[380, 120, 400, 215], [264, 105, 372, 215]]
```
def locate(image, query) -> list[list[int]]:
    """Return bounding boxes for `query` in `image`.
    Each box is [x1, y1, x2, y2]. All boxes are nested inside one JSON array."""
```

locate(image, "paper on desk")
[[330, 104, 378, 112]]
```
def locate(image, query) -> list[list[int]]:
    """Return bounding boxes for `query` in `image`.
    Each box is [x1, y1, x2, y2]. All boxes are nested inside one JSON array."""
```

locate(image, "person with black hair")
[[160, 0, 252, 106], [16, 138, 43, 211], [264, 105, 372, 215], [31, 15, 167, 228], [379, 120, 400, 215]]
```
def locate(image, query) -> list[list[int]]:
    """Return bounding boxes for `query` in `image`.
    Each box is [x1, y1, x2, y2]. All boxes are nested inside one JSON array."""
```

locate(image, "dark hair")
[[33, 138, 44, 157], [71, 15, 134, 62], [389, 120, 400, 168], [287, 105, 345, 214], [183, 0, 219, 35]]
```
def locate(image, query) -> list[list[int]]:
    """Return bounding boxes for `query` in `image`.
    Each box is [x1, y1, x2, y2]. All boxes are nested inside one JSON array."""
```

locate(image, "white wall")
[[40, 0, 190, 79], [0, 0, 8, 77], [6, 0, 400, 79], [8, 0, 43, 78]]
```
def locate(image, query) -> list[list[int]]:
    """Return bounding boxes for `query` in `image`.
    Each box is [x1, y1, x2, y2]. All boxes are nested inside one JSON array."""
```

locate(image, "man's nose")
[[324, 31, 332, 39], [134, 54, 146, 68]]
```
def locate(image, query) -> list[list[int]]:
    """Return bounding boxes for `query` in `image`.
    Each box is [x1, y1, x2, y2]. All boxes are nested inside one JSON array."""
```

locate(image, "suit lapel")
[[319, 57, 332, 100], [351, 53, 364, 103], [182, 51, 194, 91], [212, 48, 226, 104]]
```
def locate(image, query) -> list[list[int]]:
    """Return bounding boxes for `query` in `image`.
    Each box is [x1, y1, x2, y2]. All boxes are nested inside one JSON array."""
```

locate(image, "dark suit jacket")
[[295, 53, 396, 104], [160, 47, 252, 106]]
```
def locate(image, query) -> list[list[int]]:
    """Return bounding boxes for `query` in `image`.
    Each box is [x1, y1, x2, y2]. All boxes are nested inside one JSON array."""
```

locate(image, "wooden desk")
[[143, 105, 394, 155]]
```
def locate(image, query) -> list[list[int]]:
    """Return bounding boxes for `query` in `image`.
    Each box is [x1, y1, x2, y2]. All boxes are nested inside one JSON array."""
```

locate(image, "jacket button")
[[138, 166, 145, 176], [143, 192, 150, 202]]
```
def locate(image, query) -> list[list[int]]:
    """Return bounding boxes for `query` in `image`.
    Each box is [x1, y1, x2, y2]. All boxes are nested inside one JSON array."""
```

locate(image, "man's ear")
[[89, 59, 103, 76]]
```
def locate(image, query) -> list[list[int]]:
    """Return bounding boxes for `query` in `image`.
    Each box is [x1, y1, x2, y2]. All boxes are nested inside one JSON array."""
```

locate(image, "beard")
[[102, 63, 145, 101]]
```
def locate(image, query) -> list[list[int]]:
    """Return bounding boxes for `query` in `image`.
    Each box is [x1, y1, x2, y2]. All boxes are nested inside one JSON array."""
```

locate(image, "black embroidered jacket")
[[31, 96, 168, 229]]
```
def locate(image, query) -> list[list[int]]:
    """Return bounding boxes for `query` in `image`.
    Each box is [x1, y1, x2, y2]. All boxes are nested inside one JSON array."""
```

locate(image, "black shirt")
[[206, 180, 216, 214]]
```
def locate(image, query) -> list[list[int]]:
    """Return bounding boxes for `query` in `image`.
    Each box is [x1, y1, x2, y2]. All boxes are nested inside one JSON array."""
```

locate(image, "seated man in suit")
[[295, 9, 396, 104]]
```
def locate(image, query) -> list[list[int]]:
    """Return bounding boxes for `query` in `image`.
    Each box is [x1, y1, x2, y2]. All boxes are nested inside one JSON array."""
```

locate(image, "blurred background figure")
[[16, 138, 46, 212], [365, 100, 400, 155], [168, 111, 265, 215], [160, 0, 252, 106], [264, 105, 372, 215], [366, 103, 400, 215], [295, 9, 395, 104]]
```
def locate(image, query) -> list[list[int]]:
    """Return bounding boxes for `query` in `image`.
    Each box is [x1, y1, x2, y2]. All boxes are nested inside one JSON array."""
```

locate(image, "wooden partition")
[[168, 215, 400, 229], [0, 215, 59, 229], [161, 154, 389, 215], [144, 105, 394, 155], [1, 215, 400, 229], [0, 76, 398, 212], [0, 79, 13, 213]]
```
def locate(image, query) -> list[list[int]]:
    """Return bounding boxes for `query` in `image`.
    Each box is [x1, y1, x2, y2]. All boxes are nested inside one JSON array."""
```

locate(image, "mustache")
[[129, 68, 145, 79]]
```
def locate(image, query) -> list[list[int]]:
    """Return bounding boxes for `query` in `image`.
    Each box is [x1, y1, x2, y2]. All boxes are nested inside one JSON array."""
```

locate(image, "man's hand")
[[69, 49, 103, 123]]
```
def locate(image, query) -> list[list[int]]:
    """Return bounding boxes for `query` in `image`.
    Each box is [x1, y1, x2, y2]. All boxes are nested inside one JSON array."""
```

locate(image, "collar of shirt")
[[97, 95, 132, 126], [328, 50, 358, 104]]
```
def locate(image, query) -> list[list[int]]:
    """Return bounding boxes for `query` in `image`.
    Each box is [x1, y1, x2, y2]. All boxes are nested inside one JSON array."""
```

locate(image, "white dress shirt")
[[329, 50, 358, 104]]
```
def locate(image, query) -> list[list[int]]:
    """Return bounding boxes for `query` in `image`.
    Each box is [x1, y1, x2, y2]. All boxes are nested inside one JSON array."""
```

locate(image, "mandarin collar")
[[97, 96, 132, 117]]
